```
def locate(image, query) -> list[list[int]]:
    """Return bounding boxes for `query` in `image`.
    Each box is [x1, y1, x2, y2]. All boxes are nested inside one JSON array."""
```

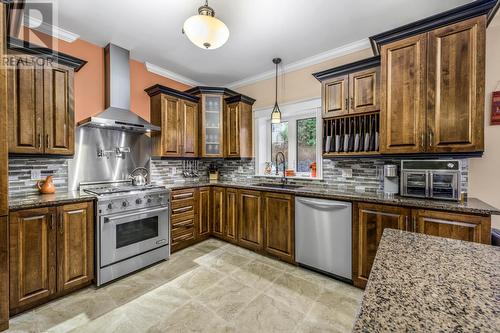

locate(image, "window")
[[254, 99, 322, 179], [271, 122, 288, 172], [296, 118, 316, 172]]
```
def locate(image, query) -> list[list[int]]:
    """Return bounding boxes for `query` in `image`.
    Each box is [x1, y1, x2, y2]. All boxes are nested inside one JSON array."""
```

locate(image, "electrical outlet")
[[238, 166, 244, 173], [31, 169, 41, 180], [171, 167, 176, 174], [341, 168, 352, 178], [355, 185, 366, 193]]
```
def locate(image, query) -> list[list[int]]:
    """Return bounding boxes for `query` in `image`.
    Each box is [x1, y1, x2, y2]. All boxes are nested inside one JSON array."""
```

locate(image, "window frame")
[[254, 98, 322, 180]]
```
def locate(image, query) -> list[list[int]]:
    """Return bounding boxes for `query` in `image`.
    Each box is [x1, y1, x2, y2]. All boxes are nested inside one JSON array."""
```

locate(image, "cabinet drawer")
[[172, 227, 195, 244], [171, 189, 196, 201], [172, 215, 196, 228], [171, 199, 195, 215]]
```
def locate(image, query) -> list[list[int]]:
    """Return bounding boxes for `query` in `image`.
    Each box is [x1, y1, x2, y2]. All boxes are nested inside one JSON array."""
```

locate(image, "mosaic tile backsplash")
[[8, 156, 469, 196], [8, 157, 69, 197]]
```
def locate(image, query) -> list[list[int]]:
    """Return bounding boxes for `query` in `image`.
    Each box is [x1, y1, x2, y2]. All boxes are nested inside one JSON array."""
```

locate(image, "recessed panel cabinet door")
[[263, 193, 294, 263], [181, 100, 198, 157], [238, 190, 263, 250], [380, 34, 427, 154], [322, 75, 348, 118], [161, 95, 182, 156], [226, 102, 240, 157], [412, 210, 490, 244], [349, 67, 380, 114], [212, 187, 225, 237], [7, 56, 44, 154], [427, 16, 485, 153], [198, 187, 211, 238], [9, 208, 57, 313], [44, 64, 75, 155], [225, 188, 238, 243], [57, 202, 94, 293], [353, 203, 410, 288]]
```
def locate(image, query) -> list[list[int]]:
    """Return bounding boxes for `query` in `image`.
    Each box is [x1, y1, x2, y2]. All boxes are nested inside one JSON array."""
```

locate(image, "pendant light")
[[271, 58, 282, 124], [182, 0, 230, 50]]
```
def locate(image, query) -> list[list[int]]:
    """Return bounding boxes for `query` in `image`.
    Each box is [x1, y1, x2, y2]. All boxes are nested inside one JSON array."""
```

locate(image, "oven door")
[[429, 172, 459, 200], [401, 171, 428, 198], [100, 206, 169, 267]]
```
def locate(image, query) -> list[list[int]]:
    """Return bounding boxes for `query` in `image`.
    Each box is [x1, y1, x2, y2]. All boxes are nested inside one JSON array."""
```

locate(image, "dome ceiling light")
[[182, 0, 229, 50]]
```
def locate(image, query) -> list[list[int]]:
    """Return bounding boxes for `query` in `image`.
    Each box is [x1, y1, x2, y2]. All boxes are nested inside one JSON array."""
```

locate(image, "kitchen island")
[[353, 229, 500, 332]]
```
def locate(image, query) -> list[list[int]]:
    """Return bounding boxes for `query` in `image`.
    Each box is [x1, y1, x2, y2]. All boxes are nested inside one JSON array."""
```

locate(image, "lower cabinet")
[[353, 202, 491, 288], [197, 187, 211, 239], [0, 216, 7, 331], [9, 201, 94, 314], [263, 192, 295, 263], [224, 188, 238, 243], [238, 190, 263, 251], [212, 187, 225, 237], [171, 188, 197, 252]]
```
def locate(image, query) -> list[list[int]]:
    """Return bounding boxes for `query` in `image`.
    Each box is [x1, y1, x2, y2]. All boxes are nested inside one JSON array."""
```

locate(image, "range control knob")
[[147, 198, 152, 203], [136, 198, 143, 205], [122, 200, 128, 207], [107, 203, 113, 210]]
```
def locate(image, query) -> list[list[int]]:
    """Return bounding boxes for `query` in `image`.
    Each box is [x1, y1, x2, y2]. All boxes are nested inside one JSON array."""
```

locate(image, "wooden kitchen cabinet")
[[380, 33, 427, 154], [200, 94, 224, 157], [8, 57, 75, 155], [322, 75, 349, 117], [263, 192, 294, 263], [9, 207, 57, 314], [353, 203, 410, 288], [146, 86, 200, 158], [198, 187, 211, 239], [224, 188, 238, 243], [9, 201, 94, 314], [427, 16, 485, 153], [0, 217, 7, 331], [171, 188, 197, 252], [412, 209, 490, 244], [380, 16, 485, 154], [212, 187, 225, 238], [238, 190, 263, 251], [224, 96, 255, 158], [56, 202, 94, 293]]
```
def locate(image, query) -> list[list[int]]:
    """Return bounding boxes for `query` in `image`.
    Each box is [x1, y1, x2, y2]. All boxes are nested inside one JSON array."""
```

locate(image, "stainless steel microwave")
[[400, 160, 461, 201]]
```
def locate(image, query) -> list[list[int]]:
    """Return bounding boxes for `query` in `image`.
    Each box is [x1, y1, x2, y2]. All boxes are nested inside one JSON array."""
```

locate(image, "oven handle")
[[104, 207, 169, 223]]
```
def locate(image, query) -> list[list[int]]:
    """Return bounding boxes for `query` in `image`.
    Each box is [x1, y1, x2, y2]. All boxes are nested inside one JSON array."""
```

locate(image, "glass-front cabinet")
[[201, 94, 224, 157]]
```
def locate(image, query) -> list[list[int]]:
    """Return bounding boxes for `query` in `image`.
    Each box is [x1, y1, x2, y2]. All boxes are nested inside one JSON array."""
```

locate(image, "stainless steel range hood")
[[77, 44, 160, 133]]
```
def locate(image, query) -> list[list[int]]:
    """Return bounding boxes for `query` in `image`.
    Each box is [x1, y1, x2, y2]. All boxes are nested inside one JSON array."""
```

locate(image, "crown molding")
[[145, 62, 203, 87], [23, 15, 80, 43], [226, 38, 371, 89]]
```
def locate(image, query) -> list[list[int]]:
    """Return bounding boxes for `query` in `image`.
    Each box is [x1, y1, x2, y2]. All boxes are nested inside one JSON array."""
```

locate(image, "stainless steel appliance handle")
[[296, 198, 349, 210], [104, 206, 169, 223], [428, 172, 434, 198]]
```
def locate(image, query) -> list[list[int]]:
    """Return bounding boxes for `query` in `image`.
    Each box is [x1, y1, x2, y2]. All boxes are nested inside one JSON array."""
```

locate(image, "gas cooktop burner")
[[83, 184, 165, 196]]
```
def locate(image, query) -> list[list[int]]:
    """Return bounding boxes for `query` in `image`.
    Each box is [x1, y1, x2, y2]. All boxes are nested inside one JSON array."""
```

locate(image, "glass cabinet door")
[[202, 95, 223, 156], [430, 173, 458, 199], [403, 172, 427, 197]]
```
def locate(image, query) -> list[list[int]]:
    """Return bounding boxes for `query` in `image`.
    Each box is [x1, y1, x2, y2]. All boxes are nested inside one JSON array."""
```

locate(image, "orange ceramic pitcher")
[[36, 175, 56, 194]]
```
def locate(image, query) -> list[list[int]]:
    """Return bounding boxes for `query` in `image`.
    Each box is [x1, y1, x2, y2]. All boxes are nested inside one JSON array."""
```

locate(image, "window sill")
[[254, 174, 323, 181]]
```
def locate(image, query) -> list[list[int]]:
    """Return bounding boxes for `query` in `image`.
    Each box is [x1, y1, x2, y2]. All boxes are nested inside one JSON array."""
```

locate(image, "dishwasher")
[[295, 197, 352, 281]]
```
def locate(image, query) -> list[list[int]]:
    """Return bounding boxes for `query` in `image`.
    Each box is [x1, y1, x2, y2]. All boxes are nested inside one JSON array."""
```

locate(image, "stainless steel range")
[[81, 182, 170, 286]]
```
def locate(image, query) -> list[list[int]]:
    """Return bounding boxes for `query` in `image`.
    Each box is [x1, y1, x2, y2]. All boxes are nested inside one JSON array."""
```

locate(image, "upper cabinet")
[[6, 40, 86, 156], [146, 85, 200, 158], [314, 57, 381, 118], [147, 85, 255, 159], [377, 15, 487, 154]]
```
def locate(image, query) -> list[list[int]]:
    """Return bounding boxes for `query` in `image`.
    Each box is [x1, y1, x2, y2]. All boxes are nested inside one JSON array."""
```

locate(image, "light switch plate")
[[238, 166, 243, 173], [31, 169, 41, 180], [171, 167, 176, 175], [342, 168, 353, 178], [355, 185, 366, 193]]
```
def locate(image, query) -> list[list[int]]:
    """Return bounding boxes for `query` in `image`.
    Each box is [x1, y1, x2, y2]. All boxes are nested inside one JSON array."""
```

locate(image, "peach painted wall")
[[18, 28, 190, 122]]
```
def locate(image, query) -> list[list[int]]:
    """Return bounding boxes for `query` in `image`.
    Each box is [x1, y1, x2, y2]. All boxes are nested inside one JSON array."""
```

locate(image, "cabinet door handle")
[[38, 133, 42, 149], [345, 98, 348, 110], [46, 134, 50, 148], [172, 206, 193, 214], [421, 133, 424, 147], [413, 216, 417, 232], [404, 216, 409, 231], [429, 131, 433, 147], [350, 97, 354, 109], [173, 193, 193, 200]]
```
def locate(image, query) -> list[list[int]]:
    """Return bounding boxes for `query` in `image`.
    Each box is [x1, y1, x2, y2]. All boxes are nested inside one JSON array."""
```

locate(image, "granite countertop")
[[9, 191, 96, 211], [353, 229, 500, 332], [161, 180, 500, 215]]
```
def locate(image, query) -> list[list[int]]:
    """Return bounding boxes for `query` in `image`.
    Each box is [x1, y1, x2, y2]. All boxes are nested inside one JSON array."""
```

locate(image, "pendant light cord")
[[275, 62, 278, 105]]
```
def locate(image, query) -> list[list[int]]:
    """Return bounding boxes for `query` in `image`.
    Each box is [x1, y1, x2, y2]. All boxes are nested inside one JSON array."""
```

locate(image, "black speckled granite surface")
[[161, 181, 500, 215], [9, 191, 95, 210], [353, 229, 500, 332]]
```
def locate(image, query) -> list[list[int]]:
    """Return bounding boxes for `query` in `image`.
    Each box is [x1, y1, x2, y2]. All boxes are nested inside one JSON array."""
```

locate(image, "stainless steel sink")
[[253, 183, 303, 190]]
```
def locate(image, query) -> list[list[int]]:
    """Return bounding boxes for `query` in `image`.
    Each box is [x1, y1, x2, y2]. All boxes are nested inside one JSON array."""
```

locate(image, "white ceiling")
[[49, 0, 474, 86]]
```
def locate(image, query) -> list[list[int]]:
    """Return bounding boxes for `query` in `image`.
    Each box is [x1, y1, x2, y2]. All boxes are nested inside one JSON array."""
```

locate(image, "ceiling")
[[49, 0, 474, 86]]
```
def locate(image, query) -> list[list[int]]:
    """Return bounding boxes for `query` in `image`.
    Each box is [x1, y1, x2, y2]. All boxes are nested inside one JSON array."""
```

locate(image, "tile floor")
[[6, 239, 363, 333]]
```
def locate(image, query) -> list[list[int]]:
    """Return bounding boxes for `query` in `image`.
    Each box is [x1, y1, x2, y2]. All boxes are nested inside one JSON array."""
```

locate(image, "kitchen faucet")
[[275, 152, 287, 184]]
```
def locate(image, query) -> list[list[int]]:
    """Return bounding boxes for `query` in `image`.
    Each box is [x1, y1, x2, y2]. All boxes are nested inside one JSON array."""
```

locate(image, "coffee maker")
[[383, 164, 399, 195]]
